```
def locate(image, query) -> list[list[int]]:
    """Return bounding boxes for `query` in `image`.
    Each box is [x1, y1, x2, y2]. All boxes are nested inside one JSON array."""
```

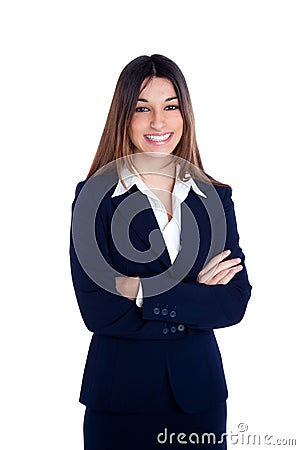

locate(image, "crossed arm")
[[70, 183, 252, 338], [116, 249, 243, 300]]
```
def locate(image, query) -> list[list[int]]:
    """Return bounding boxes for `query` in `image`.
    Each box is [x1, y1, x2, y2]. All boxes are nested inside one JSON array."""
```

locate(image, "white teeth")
[[145, 133, 172, 142]]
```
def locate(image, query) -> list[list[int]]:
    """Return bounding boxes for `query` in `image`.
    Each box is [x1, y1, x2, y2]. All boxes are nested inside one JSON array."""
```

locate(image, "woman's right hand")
[[196, 250, 243, 285]]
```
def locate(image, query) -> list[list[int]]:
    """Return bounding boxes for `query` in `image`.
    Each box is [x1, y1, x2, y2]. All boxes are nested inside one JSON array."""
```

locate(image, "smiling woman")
[[129, 77, 183, 154], [70, 54, 252, 450], [86, 54, 228, 186]]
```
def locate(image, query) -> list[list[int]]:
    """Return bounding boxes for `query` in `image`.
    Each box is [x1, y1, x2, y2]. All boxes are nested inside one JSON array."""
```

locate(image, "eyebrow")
[[137, 96, 178, 102]]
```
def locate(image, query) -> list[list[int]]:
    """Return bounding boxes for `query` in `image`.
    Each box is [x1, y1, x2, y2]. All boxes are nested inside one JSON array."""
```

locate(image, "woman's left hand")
[[196, 250, 242, 285], [115, 276, 140, 301]]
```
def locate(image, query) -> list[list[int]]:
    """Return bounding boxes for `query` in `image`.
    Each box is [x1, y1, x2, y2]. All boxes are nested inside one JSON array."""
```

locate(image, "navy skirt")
[[83, 369, 227, 450]]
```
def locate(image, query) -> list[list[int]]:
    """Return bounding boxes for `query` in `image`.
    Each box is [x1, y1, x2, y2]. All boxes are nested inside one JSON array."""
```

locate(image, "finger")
[[208, 258, 241, 278], [200, 266, 230, 284], [200, 250, 231, 276], [201, 258, 241, 282], [204, 264, 243, 285], [217, 265, 243, 285], [204, 268, 233, 285]]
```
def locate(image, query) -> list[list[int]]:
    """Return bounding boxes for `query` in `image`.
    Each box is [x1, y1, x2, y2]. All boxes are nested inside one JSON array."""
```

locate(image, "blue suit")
[[69, 170, 252, 415]]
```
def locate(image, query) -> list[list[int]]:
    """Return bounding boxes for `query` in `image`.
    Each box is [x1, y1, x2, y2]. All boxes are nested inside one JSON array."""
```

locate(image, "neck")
[[129, 153, 176, 193], [131, 152, 176, 179]]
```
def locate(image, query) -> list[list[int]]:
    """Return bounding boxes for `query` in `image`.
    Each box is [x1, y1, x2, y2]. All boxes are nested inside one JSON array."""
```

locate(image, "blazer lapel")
[[111, 185, 172, 269], [177, 181, 227, 280]]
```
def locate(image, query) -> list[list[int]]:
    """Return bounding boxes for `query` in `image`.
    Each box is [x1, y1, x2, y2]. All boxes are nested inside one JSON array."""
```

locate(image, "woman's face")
[[129, 77, 183, 156]]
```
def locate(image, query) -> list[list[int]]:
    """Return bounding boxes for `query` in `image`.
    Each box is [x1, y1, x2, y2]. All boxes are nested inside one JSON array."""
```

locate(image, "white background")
[[1, 0, 299, 448]]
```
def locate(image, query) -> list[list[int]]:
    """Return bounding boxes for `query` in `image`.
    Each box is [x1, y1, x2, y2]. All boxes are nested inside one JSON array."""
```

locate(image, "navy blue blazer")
[[69, 169, 252, 414]]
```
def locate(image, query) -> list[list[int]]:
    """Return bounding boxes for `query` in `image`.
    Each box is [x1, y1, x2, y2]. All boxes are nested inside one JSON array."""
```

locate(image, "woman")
[[70, 54, 252, 449]]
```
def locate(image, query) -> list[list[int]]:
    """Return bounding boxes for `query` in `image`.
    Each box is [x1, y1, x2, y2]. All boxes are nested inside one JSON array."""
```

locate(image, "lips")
[[144, 132, 173, 143]]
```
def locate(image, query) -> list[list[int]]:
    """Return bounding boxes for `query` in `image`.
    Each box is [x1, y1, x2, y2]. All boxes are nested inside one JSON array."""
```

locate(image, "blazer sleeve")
[[141, 186, 252, 329], [69, 181, 189, 340]]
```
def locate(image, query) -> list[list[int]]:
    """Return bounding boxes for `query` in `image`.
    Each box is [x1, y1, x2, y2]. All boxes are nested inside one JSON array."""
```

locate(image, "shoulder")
[[195, 174, 232, 202], [205, 173, 232, 193], [74, 180, 86, 197], [213, 183, 232, 202], [72, 173, 119, 207]]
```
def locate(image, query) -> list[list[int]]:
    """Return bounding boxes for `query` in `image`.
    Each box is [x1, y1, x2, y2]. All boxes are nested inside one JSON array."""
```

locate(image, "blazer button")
[[170, 326, 177, 333], [162, 327, 169, 334], [178, 324, 185, 332], [170, 310, 176, 318], [153, 307, 160, 315], [161, 308, 168, 316]]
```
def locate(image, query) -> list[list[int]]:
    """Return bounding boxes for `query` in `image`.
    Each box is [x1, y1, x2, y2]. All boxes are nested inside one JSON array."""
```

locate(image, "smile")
[[144, 133, 173, 143]]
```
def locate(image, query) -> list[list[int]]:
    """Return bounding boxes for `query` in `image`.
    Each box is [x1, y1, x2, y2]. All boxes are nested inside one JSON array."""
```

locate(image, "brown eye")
[[135, 106, 150, 112], [165, 105, 180, 111]]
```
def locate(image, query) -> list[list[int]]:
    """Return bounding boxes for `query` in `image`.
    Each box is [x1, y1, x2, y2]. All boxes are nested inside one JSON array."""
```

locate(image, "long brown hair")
[[86, 54, 229, 187]]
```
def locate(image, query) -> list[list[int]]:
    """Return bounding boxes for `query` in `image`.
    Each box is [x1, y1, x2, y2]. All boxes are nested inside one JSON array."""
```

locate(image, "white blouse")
[[111, 163, 207, 307]]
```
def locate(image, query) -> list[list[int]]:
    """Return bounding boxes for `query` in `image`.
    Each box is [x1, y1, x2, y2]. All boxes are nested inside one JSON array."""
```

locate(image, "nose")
[[150, 110, 166, 130]]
